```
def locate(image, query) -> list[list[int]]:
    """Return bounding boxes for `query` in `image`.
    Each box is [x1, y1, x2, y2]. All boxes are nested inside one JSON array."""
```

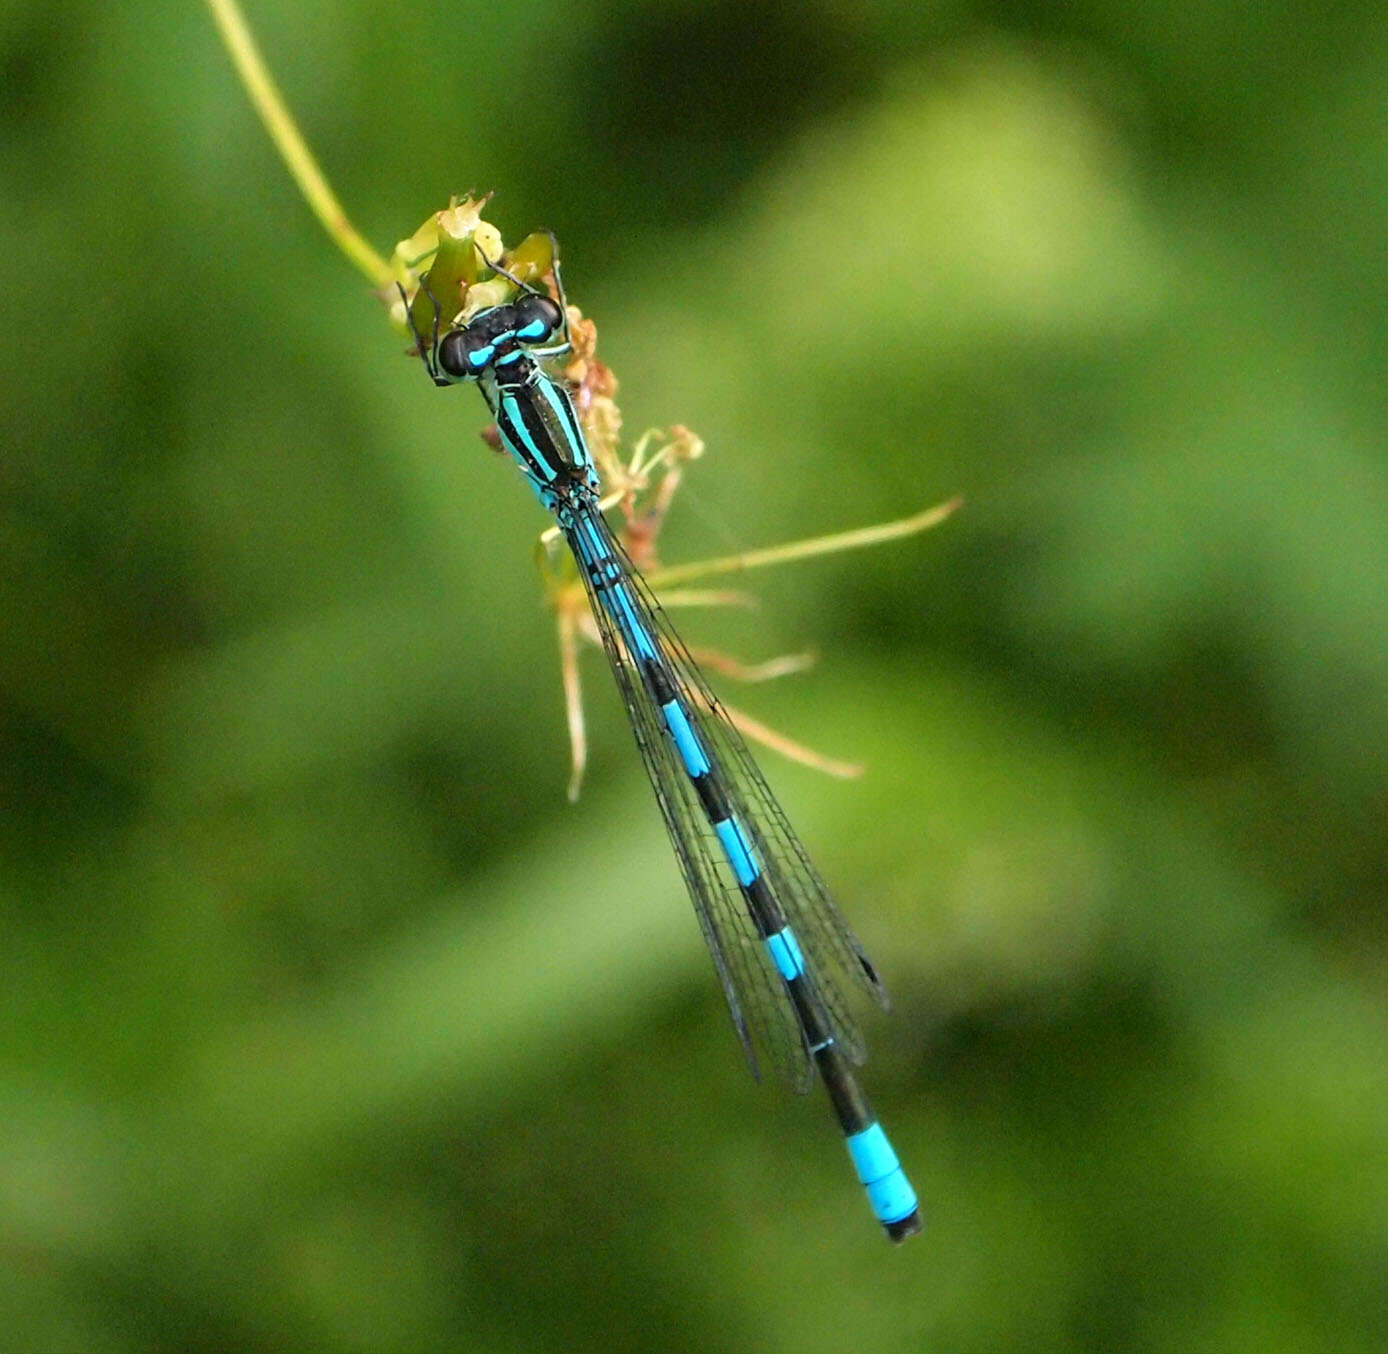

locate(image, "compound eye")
[[437, 328, 492, 380], [513, 293, 563, 343]]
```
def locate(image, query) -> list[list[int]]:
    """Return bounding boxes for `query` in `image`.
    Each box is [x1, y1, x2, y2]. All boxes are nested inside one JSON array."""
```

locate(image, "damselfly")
[[402, 246, 922, 1243]]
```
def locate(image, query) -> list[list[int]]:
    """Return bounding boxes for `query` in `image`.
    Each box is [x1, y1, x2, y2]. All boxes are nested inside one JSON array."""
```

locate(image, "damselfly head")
[[436, 295, 564, 381], [438, 305, 515, 381]]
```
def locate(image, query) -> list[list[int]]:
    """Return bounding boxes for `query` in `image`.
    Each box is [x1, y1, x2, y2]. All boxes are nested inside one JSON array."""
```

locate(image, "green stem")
[[203, 0, 394, 288], [645, 497, 964, 588]]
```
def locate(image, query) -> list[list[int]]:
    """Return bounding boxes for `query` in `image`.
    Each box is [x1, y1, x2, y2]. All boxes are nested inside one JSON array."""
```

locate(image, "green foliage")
[[1, 1, 1384, 1350]]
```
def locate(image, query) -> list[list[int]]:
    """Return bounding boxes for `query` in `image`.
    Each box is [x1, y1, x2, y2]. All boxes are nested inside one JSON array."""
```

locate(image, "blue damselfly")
[[402, 248, 922, 1243]]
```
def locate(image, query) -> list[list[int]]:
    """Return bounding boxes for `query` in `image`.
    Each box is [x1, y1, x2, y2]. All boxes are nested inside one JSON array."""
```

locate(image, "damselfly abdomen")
[[403, 253, 922, 1243]]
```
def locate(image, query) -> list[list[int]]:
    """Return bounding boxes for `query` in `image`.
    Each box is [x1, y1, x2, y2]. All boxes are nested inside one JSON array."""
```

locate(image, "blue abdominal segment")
[[846, 1123, 919, 1227], [713, 816, 759, 888], [661, 700, 711, 777], [765, 926, 807, 981]]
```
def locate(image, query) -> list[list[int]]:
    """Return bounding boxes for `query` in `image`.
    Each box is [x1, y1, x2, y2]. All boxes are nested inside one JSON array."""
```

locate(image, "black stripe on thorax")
[[494, 399, 555, 484]]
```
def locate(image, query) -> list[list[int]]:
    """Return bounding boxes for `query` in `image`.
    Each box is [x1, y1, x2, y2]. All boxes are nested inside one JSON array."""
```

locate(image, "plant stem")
[[645, 497, 963, 589], [203, 0, 394, 287]]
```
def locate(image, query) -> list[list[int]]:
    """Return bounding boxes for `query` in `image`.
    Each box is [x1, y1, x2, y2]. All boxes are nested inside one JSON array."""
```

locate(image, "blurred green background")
[[3, 0, 1386, 1349]]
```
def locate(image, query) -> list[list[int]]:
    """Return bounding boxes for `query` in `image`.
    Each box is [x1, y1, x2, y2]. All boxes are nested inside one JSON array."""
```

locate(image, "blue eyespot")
[[516, 319, 547, 341], [468, 344, 495, 369]]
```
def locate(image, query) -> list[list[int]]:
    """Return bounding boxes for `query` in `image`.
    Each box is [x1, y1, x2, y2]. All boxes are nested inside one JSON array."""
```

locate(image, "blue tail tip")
[[884, 1207, 924, 1244]]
